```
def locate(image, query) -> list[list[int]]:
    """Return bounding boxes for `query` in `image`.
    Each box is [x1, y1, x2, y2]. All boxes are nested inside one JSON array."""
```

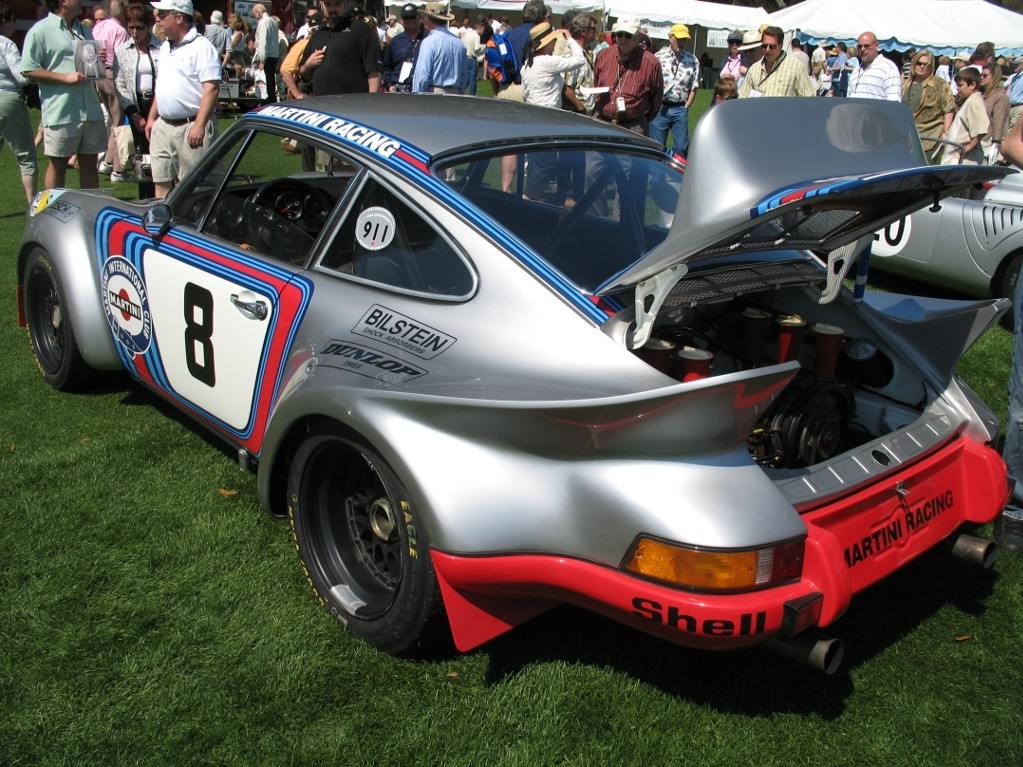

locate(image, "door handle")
[[230, 292, 268, 321]]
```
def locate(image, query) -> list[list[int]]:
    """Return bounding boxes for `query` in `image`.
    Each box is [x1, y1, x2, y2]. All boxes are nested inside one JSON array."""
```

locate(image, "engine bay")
[[630, 276, 940, 473]]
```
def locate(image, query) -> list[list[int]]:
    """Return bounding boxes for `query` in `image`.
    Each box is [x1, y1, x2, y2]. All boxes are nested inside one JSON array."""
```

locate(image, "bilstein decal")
[[353, 304, 456, 360]]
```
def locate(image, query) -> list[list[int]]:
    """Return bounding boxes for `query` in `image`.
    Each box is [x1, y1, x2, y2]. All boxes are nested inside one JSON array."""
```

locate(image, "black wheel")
[[998, 251, 1022, 330], [288, 430, 446, 654], [22, 248, 93, 390]]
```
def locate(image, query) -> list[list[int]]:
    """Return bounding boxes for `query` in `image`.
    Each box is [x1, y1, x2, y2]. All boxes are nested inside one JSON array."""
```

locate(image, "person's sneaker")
[[98, 161, 113, 175], [111, 170, 135, 182]]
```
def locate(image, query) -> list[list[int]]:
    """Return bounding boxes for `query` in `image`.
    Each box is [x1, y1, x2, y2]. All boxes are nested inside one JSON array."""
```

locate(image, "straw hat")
[[421, 2, 454, 23]]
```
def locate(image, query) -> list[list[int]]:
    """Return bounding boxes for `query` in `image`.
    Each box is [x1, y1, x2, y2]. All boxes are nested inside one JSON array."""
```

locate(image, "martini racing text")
[[844, 490, 955, 568]]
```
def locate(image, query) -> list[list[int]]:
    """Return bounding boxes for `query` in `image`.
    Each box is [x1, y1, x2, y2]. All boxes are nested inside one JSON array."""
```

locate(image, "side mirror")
[[142, 203, 172, 241]]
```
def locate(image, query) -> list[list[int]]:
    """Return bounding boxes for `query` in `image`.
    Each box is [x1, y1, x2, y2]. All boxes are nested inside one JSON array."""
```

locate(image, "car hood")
[[597, 98, 1012, 296]]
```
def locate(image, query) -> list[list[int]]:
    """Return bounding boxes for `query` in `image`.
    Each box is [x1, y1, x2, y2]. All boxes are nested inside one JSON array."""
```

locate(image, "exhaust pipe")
[[946, 533, 996, 569], [766, 635, 843, 675]]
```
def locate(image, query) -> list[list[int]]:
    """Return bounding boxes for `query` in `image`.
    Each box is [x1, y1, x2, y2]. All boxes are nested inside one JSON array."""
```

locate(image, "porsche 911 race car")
[[17, 96, 1014, 674], [870, 165, 1023, 324]]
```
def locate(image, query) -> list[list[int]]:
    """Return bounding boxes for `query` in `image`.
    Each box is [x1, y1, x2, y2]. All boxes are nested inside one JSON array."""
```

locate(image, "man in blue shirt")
[[382, 3, 427, 91], [1006, 61, 1023, 130], [412, 2, 466, 93]]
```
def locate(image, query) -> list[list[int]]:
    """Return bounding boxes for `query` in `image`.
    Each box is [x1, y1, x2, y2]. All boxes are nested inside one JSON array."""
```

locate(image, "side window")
[[171, 128, 360, 266], [317, 179, 475, 299]]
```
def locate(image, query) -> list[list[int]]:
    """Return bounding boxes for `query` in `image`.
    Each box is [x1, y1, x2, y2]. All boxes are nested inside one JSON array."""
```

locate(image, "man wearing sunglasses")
[[145, 0, 221, 197], [738, 25, 814, 99], [592, 16, 662, 135]]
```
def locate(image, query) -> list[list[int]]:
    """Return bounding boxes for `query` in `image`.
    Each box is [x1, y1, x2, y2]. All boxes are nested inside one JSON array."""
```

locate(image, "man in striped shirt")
[[848, 32, 901, 101]]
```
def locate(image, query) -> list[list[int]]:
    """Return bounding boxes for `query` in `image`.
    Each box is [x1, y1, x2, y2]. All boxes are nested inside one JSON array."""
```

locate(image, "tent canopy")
[[770, 0, 1023, 56], [605, 0, 768, 31]]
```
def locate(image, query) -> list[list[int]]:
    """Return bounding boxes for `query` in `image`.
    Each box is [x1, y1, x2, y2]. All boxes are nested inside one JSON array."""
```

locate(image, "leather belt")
[[161, 115, 195, 127]]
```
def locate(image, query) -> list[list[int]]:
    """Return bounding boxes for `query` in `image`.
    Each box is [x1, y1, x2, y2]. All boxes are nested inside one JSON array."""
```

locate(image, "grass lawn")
[[1, 101, 1020, 767]]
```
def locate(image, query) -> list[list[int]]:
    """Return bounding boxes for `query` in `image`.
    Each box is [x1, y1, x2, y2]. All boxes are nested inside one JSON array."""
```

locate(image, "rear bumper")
[[432, 438, 1008, 652]]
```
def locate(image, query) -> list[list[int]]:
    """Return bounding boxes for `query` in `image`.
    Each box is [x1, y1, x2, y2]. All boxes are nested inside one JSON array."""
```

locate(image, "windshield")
[[437, 147, 684, 291]]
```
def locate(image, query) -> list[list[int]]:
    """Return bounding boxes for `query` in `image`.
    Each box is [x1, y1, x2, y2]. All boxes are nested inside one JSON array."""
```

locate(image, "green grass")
[[1, 106, 1021, 767]]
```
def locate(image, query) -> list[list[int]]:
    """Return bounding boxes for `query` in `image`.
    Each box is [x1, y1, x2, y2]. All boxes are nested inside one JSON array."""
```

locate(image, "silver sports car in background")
[[17, 96, 1014, 674], [870, 166, 1023, 322]]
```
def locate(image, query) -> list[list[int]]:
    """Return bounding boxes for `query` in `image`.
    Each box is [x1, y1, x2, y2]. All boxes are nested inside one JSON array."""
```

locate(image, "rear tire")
[[288, 430, 446, 654], [22, 248, 93, 390]]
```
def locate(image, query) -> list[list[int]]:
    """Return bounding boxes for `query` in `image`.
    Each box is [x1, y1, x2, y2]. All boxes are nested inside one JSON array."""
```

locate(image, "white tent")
[[447, 0, 603, 15], [605, 0, 769, 31], [770, 0, 1023, 56]]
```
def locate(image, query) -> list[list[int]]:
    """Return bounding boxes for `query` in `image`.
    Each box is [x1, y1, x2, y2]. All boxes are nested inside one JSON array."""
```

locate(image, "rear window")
[[437, 147, 684, 291]]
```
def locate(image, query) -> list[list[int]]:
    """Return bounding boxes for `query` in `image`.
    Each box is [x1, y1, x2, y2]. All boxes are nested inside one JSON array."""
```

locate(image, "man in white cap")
[[412, 2, 467, 93], [650, 22, 699, 155], [144, 0, 221, 197], [592, 15, 662, 135]]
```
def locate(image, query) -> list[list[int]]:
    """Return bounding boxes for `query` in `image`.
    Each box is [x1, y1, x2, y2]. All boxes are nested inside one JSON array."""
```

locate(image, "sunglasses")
[[127, 24, 146, 29], [614, 31, 633, 39], [761, 42, 779, 50], [156, 9, 174, 18]]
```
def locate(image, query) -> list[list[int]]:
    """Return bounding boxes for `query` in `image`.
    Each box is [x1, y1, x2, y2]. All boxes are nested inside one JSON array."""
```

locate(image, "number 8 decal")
[[184, 282, 216, 387]]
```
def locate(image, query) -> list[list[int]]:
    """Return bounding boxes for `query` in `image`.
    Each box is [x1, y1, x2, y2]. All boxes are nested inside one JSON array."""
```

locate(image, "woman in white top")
[[0, 3, 38, 205], [520, 22, 585, 203], [521, 21, 585, 109]]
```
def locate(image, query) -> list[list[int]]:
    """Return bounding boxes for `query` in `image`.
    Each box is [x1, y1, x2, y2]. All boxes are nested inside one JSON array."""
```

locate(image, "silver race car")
[[17, 97, 1014, 674], [870, 165, 1023, 322]]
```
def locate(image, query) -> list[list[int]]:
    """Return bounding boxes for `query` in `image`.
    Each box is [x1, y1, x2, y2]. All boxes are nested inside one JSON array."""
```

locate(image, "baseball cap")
[[727, 29, 742, 43], [400, 3, 418, 19], [611, 16, 639, 36], [151, 0, 193, 15], [670, 23, 690, 40]]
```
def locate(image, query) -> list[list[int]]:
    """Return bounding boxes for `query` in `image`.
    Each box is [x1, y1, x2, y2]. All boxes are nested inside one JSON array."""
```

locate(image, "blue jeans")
[[1005, 258, 1023, 502], [648, 103, 690, 155], [465, 57, 477, 96]]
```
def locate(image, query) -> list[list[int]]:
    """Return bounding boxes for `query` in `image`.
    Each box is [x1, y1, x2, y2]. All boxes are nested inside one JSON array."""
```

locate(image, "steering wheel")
[[243, 178, 331, 259]]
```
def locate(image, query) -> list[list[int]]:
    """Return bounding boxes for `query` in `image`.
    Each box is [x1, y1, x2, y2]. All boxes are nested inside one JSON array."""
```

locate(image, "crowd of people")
[[3, 0, 1023, 205]]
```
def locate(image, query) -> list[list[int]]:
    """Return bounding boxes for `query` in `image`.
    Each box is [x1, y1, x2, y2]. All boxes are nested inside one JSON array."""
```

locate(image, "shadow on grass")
[[474, 547, 998, 719], [68, 371, 1002, 720]]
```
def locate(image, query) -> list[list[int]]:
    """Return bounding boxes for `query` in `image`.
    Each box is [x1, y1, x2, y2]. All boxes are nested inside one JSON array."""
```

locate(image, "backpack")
[[485, 32, 520, 85]]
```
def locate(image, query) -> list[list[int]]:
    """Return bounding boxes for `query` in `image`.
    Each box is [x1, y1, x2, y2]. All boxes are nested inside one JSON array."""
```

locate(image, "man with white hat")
[[592, 15, 663, 135], [650, 22, 699, 155], [144, 0, 221, 197], [412, 2, 467, 93]]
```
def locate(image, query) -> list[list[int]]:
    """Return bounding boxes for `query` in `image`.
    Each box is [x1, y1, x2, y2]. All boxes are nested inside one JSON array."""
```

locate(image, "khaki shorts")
[[496, 82, 524, 103], [42, 119, 107, 158], [150, 117, 217, 185]]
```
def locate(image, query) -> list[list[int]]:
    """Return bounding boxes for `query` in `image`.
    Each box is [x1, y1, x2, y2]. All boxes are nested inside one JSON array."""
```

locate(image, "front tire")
[[288, 431, 446, 654], [22, 248, 93, 390]]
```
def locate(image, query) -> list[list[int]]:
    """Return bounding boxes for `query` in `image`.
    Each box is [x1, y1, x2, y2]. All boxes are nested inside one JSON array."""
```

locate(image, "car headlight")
[[623, 536, 804, 592]]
